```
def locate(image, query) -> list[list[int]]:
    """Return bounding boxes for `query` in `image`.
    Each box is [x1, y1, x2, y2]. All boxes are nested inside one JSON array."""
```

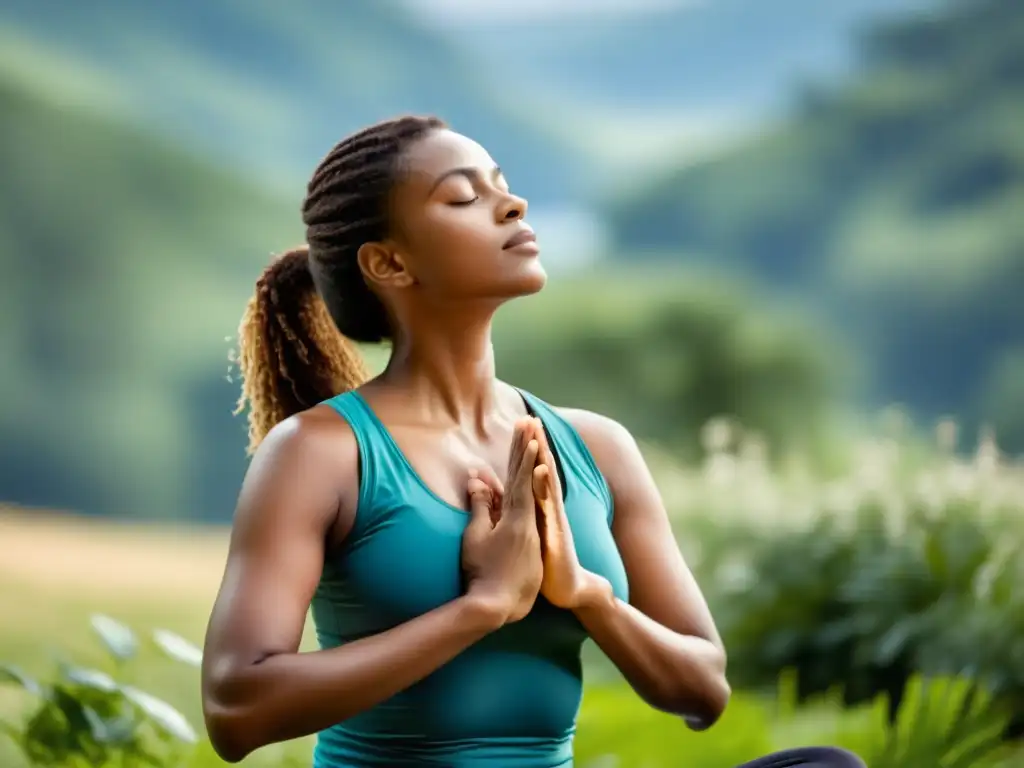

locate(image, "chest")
[[330, 476, 629, 640], [384, 422, 520, 513]]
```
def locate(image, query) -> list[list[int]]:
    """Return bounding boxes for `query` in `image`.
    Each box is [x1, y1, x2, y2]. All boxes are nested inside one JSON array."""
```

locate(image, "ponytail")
[[233, 246, 368, 454], [233, 115, 444, 453]]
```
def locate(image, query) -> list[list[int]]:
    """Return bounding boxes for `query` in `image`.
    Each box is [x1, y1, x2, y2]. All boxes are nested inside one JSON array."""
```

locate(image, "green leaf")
[[62, 665, 118, 693], [121, 685, 198, 744], [151, 628, 203, 667], [0, 719, 25, 749], [923, 528, 948, 580], [90, 614, 138, 661], [0, 663, 43, 696]]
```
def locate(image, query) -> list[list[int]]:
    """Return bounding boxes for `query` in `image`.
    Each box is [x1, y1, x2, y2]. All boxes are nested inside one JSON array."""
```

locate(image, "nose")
[[497, 191, 528, 222]]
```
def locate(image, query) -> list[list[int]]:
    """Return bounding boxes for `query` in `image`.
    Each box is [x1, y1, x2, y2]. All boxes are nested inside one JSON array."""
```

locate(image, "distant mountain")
[[0, 0, 582, 205], [409, 0, 935, 119], [602, 0, 1024, 445]]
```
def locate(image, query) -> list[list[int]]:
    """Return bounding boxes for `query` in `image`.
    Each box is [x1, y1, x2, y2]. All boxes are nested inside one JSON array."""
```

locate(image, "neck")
[[383, 313, 502, 427]]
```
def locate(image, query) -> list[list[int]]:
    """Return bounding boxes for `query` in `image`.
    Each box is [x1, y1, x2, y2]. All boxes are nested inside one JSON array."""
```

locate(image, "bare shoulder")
[[555, 406, 641, 469], [258, 402, 359, 461], [235, 403, 360, 541]]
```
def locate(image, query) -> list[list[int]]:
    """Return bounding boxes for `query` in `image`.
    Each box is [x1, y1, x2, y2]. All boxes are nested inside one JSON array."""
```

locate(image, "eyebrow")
[[428, 165, 504, 194]]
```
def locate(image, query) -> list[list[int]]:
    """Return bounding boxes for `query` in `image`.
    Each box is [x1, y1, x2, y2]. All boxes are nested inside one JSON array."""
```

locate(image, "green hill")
[[0, 0, 581, 205], [0, 64, 300, 519], [605, 0, 1024, 448]]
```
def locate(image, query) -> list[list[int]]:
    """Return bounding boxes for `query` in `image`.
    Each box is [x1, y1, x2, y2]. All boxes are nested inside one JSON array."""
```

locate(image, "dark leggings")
[[736, 747, 866, 767]]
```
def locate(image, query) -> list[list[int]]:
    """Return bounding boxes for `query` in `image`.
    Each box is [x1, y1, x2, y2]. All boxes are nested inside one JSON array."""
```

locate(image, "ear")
[[356, 241, 415, 290]]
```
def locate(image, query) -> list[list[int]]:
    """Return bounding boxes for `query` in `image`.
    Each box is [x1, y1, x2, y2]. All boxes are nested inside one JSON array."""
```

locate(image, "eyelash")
[[450, 196, 479, 206]]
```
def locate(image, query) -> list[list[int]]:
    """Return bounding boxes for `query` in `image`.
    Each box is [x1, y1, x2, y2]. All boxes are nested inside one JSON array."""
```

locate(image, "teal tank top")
[[310, 389, 629, 767]]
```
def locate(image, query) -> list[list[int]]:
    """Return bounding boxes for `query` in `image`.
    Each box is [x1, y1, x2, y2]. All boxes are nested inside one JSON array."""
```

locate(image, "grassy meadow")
[[0, 509, 316, 765]]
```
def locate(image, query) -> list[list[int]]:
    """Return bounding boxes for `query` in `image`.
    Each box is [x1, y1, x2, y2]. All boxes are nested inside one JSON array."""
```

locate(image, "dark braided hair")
[[234, 115, 446, 453]]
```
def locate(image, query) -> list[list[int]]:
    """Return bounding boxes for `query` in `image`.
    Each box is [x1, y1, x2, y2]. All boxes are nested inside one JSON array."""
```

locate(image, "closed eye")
[[449, 197, 479, 206]]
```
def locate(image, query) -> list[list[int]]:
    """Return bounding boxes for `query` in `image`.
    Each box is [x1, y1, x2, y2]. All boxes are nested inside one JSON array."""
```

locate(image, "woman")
[[201, 116, 864, 768]]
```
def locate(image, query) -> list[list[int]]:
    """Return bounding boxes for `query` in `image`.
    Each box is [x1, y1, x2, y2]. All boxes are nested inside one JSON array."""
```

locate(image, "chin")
[[485, 258, 548, 302], [510, 259, 548, 296], [504, 276, 546, 302]]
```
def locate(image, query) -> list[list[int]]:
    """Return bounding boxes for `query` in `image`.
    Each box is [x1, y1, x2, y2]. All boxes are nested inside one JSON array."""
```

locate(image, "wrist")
[[572, 571, 615, 613], [460, 588, 511, 632]]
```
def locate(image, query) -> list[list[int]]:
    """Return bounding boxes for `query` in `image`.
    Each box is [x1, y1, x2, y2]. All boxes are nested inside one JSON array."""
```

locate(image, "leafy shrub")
[[1, 614, 202, 767], [668, 416, 1024, 736], [576, 673, 1018, 768], [3, 614, 1020, 767], [494, 269, 843, 463]]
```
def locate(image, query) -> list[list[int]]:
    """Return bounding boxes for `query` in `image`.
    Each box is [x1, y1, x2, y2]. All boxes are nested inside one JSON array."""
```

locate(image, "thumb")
[[467, 477, 494, 530], [473, 465, 505, 497]]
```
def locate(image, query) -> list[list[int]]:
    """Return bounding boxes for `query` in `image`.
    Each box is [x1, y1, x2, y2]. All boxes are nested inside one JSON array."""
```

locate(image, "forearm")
[[576, 589, 730, 729], [204, 594, 502, 761]]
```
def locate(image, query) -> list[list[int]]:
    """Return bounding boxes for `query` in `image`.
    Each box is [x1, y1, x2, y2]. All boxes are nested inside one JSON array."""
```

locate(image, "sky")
[[400, 0, 701, 24]]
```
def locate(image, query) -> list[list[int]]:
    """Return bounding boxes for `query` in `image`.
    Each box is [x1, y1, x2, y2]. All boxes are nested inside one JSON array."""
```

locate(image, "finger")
[[532, 418, 549, 454], [505, 418, 529, 480], [467, 477, 494, 529], [506, 439, 540, 519], [471, 465, 504, 526], [527, 419, 560, 491], [542, 443, 563, 498], [474, 464, 505, 496], [533, 466, 550, 554], [532, 464, 550, 504], [532, 421, 559, 486]]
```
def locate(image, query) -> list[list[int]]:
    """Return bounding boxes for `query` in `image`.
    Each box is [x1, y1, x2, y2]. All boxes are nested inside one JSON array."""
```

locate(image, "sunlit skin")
[[200, 127, 730, 763]]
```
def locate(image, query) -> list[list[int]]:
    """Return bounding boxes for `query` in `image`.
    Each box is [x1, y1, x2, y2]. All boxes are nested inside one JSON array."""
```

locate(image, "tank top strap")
[[321, 390, 416, 542], [515, 388, 614, 523]]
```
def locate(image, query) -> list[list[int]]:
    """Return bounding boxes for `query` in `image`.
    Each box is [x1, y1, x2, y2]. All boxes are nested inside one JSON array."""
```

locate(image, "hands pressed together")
[[460, 417, 613, 624]]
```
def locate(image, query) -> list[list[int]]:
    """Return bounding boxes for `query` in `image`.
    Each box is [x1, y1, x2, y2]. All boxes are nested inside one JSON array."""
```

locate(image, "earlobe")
[[356, 242, 414, 289]]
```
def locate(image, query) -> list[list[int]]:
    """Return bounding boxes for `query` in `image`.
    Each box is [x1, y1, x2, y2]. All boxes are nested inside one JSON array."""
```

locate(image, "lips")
[[502, 228, 537, 250]]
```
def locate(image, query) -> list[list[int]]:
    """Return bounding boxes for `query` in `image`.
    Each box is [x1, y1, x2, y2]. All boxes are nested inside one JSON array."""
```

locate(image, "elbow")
[[684, 645, 730, 731], [203, 699, 256, 764], [648, 647, 731, 729], [648, 673, 730, 730], [682, 673, 731, 731], [202, 670, 264, 763]]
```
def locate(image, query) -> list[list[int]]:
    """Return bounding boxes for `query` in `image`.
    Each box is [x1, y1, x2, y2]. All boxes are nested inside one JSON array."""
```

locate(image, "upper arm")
[[202, 407, 357, 697], [562, 409, 724, 651]]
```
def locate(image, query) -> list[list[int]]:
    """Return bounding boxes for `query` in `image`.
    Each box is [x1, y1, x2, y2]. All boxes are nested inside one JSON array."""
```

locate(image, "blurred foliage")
[[1, 615, 201, 767], [495, 269, 845, 463], [663, 415, 1024, 738], [4, 615, 1021, 767], [606, 0, 1024, 449], [579, 673, 1017, 768]]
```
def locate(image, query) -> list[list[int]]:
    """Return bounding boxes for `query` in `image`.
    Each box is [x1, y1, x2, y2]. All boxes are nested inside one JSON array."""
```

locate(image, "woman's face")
[[362, 129, 548, 308]]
